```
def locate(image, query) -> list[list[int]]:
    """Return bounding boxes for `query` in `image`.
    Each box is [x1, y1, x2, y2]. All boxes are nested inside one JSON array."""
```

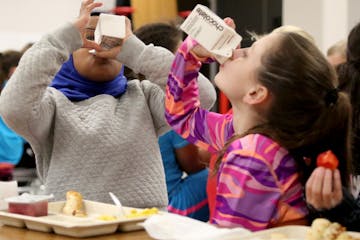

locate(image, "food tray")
[[0, 200, 152, 238], [237, 225, 360, 240]]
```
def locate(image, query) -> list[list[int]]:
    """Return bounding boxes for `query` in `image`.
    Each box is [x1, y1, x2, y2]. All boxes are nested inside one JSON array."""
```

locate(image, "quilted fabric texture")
[[0, 23, 216, 208]]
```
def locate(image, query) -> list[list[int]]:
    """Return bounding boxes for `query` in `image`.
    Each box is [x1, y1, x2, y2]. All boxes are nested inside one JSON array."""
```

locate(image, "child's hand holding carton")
[[180, 4, 242, 64], [95, 13, 126, 50]]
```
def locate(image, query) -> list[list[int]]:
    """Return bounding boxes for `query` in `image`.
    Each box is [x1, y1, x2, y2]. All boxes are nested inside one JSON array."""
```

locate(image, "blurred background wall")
[[1, 0, 359, 52], [283, 0, 360, 52]]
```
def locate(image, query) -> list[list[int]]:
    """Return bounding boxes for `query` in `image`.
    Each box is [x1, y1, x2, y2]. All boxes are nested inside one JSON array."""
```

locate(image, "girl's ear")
[[243, 84, 269, 105]]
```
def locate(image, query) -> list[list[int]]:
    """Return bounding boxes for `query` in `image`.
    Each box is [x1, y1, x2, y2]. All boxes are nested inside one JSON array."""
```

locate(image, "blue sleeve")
[[0, 118, 24, 165], [170, 130, 189, 149]]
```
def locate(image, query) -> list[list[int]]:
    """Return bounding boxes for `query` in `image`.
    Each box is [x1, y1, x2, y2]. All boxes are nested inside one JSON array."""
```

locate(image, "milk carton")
[[95, 13, 126, 50], [180, 4, 242, 63]]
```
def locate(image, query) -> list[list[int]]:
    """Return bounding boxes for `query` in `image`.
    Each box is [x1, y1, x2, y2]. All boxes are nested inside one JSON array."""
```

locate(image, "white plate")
[[238, 225, 360, 240], [0, 200, 155, 238]]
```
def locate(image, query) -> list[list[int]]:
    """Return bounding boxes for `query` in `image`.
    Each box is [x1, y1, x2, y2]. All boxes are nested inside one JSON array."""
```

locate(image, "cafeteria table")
[[0, 225, 153, 240]]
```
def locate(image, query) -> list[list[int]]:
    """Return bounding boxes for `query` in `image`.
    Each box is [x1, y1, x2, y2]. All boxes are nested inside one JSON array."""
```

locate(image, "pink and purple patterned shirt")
[[165, 38, 308, 231]]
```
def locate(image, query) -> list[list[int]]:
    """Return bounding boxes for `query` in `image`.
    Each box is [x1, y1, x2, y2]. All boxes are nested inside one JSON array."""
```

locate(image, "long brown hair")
[[216, 32, 352, 186], [337, 22, 360, 174]]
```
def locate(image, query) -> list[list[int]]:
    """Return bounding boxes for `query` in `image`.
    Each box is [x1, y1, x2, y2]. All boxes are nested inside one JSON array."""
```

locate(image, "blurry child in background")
[[306, 21, 360, 231], [165, 17, 352, 231], [0, 50, 24, 180], [131, 22, 212, 221], [326, 39, 347, 68], [0, 50, 22, 89]]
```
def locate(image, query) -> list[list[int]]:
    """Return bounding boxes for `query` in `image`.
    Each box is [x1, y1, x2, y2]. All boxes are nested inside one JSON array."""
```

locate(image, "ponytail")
[[337, 62, 360, 175], [337, 21, 360, 174]]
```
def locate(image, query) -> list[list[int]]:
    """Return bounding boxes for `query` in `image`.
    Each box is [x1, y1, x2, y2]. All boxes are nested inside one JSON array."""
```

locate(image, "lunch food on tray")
[[96, 207, 159, 221], [125, 207, 159, 218], [306, 218, 360, 240], [5, 193, 53, 217], [62, 190, 87, 217], [247, 218, 359, 240], [97, 214, 118, 221]]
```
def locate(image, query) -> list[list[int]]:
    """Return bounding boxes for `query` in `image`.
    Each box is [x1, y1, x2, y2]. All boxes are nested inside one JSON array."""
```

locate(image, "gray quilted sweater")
[[0, 23, 216, 208]]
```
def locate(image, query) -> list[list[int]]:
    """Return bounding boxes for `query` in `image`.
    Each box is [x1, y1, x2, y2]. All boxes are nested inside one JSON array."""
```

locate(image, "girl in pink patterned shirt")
[[165, 18, 352, 231]]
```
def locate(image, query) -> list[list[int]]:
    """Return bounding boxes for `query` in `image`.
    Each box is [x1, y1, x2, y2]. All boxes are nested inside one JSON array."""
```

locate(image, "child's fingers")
[[83, 39, 102, 51], [224, 17, 236, 29]]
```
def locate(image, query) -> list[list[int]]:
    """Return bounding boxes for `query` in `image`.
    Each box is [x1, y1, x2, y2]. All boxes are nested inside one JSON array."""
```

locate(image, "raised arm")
[[165, 37, 234, 154], [119, 35, 216, 109], [0, 0, 101, 143], [0, 24, 81, 141], [95, 18, 216, 110]]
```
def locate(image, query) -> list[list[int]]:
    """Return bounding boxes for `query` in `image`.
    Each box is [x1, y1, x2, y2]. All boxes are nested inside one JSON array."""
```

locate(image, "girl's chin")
[[213, 76, 221, 88]]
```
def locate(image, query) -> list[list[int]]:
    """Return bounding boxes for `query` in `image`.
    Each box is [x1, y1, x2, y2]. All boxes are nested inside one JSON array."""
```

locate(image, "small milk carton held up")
[[180, 4, 242, 64], [95, 13, 126, 50]]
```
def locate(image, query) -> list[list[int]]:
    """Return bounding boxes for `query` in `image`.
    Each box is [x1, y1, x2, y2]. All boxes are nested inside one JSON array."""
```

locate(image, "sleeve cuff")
[[116, 34, 146, 72], [50, 23, 83, 54]]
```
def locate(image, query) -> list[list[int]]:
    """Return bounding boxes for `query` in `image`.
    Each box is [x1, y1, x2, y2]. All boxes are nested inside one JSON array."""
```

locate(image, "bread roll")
[[62, 190, 87, 217], [336, 232, 355, 240], [307, 218, 331, 240], [306, 218, 360, 240], [323, 223, 346, 240]]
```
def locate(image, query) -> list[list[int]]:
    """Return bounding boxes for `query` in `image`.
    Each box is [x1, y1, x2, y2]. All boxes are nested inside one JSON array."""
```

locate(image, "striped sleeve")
[[165, 37, 233, 153]]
